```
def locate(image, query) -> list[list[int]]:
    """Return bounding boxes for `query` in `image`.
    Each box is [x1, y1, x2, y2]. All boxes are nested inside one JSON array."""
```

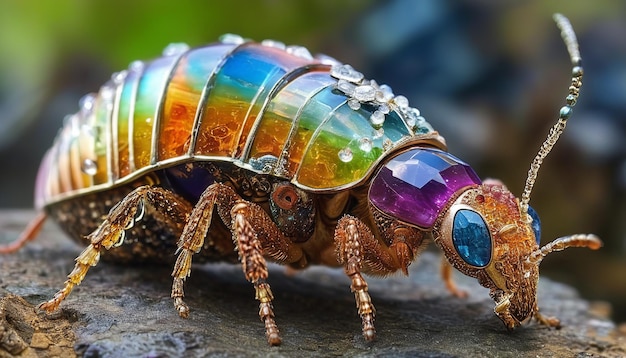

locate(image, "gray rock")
[[1, 210, 624, 357]]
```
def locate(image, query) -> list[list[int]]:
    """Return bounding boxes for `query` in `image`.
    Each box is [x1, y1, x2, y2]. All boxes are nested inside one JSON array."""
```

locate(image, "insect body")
[[1, 14, 601, 345]]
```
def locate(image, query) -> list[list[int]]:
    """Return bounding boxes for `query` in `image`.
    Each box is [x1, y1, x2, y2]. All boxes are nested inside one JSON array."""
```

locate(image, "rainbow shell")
[[35, 35, 444, 208]]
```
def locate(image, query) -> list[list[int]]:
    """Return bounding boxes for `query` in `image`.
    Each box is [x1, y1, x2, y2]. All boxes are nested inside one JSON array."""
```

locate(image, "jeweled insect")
[[1, 14, 601, 345]]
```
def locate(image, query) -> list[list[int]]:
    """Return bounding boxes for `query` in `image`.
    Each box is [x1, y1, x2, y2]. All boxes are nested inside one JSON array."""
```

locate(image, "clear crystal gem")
[[100, 83, 116, 101], [79, 93, 96, 116], [354, 85, 376, 102], [261, 39, 286, 50], [128, 60, 145, 72], [403, 107, 421, 127], [347, 99, 361, 110], [377, 85, 394, 102], [81, 158, 98, 176], [111, 70, 128, 85], [358, 137, 373, 152], [338, 148, 353, 162], [370, 110, 385, 127], [162, 42, 190, 56], [393, 95, 409, 110], [286, 45, 313, 60], [219, 33, 245, 45], [337, 80, 356, 96], [330, 64, 364, 83], [383, 138, 393, 151]]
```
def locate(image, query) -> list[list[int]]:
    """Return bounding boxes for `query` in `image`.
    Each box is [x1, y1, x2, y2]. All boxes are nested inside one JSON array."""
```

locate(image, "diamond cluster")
[[330, 64, 433, 134]]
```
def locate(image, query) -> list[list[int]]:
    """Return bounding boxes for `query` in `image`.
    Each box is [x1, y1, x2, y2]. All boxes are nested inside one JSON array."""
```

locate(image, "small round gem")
[[566, 94, 576, 106], [370, 110, 385, 127], [354, 85, 376, 102], [393, 95, 409, 110], [452, 209, 491, 267], [129, 60, 145, 72], [559, 105, 572, 119], [348, 99, 361, 110], [338, 148, 353, 162], [330, 64, 364, 83], [79, 93, 95, 110], [377, 85, 394, 102], [261, 39, 286, 50], [337, 80, 356, 96], [79, 93, 96, 117], [286, 45, 313, 60], [81, 159, 98, 176], [404, 107, 421, 127], [358, 137, 373, 152], [382, 138, 393, 151], [372, 128, 384, 139], [111, 70, 128, 85], [220, 33, 245, 45], [162, 42, 190, 56], [572, 66, 583, 77], [100, 83, 116, 100]]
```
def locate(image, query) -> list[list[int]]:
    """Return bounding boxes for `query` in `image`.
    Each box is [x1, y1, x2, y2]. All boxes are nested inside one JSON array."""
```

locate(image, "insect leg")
[[170, 183, 242, 318], [334, 215, 385, 342], [441, 258, 468, 298], [491, 290, 518, 330], [532, 305, 561, 328], [170, 186, 223, 319], [39, 185, 191, 313], [0, 212, 47, 253], [231, 201, 281, 345], [171, 183, 302, 346]]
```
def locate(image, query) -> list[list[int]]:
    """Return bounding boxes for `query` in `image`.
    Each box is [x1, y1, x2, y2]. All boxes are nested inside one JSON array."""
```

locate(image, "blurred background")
[[0, 0, 624, 323]]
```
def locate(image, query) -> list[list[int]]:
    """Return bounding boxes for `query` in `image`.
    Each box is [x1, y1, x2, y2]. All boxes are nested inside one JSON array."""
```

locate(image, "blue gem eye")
[[452, 209, 491, 267], [527, 205, 541, 245]]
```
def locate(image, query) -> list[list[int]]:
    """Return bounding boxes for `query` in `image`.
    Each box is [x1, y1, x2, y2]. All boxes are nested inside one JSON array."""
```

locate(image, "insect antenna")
[[525, 234, 602, 266], [521, 14, 602, 265], [519, 13, 584, 220]]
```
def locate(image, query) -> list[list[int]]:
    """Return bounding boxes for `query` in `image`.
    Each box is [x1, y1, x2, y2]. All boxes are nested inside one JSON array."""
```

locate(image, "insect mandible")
[[1, 14, 601, 345]]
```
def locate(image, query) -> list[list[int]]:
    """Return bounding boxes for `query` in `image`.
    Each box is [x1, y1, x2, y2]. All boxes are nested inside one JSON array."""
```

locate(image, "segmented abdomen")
[[36, 35, 443, 208]]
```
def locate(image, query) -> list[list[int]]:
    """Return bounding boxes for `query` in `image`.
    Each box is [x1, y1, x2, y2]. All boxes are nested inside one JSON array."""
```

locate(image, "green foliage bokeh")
[[0, 1, 371, 94]]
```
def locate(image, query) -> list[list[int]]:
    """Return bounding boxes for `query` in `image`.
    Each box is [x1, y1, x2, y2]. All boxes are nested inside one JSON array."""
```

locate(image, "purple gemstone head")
[[368, 148, 481, 228]]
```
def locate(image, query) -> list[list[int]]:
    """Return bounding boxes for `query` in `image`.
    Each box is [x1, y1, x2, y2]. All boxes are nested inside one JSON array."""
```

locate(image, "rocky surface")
[[1, 210, 625, 357]]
